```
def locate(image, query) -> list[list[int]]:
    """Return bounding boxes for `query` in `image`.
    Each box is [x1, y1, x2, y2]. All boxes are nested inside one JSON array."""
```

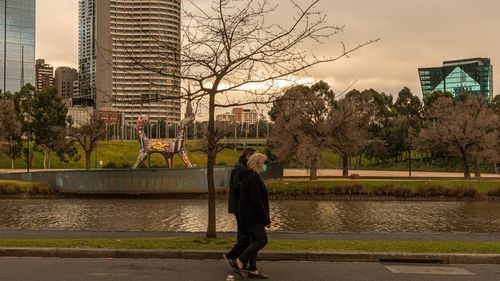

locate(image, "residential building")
[[0, 0, 36, 93], [216, 112, 236, 123], [35, 59, 54, 92], [232, 107, 258, 124], [67, 107, 93, 127], [418, 58, 493, 99], [72, 80, 80, 98], [78, 0, 182, 123], [54, 67, 78, 99]]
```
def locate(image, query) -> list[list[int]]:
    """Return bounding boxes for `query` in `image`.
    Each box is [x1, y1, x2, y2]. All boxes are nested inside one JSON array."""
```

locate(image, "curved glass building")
[[0, 0, 36, 94]]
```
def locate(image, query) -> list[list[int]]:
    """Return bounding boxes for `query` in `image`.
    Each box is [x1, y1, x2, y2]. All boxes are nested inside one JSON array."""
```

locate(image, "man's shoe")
[[247, 272, 269, 279]]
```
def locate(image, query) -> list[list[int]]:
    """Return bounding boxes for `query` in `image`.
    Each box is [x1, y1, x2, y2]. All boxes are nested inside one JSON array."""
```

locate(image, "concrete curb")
[[0, 248, 499, 264]]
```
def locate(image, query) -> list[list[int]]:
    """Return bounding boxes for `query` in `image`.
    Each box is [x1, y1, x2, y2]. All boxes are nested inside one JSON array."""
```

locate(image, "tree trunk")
[[474, 158, 481, 178], [309, 157, 318, 181], [206, 92, 217, 238], [460, 155, 470, 178], [85, 150, 92, 170], [43, 149, 48, 169], [342, 155, 349, 177]]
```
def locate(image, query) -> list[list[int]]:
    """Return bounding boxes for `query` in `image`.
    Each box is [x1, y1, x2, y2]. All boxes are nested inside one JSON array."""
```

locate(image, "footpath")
[[0, 230, 499, 265]]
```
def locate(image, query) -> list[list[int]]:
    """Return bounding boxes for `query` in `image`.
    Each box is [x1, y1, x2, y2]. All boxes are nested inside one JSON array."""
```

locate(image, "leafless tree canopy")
[[126, 0, 377, 238], [418, 96, 499, 178], [269, 83, 371, 179], [67, 114, 107, 170]]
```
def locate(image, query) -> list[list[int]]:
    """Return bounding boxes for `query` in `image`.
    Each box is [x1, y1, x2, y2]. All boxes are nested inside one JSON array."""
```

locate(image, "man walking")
[[223, 148, 256, 270]]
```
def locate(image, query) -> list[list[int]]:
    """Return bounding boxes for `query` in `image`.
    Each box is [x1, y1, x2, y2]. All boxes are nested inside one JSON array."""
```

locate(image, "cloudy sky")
[[37, 0, 499, 99]]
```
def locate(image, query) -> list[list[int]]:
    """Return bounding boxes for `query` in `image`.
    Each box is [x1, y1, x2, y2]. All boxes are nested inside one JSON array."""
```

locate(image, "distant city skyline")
[[36, 0, 499, 99]]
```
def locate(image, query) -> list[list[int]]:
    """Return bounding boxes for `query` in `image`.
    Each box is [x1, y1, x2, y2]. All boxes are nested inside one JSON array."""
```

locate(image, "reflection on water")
[[0, 199, 499, 233]]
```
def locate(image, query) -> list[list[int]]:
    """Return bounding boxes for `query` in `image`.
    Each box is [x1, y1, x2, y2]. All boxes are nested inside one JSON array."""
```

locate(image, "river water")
[[0, 199, 499, 233]]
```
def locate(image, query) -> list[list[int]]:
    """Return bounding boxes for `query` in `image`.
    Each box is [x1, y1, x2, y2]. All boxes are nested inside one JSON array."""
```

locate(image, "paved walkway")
[[1, 258, 499, 281], [284, 169, 500, 178], [1, 230, 499, 242]]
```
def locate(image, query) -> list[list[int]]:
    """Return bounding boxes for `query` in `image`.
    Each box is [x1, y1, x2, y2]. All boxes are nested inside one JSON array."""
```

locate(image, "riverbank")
[[0, 180, 55, 195], [266, 179, 500, 199], [1, 178, 500, 200]]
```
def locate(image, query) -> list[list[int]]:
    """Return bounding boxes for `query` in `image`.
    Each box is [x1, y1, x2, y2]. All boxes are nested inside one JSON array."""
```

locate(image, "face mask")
[[261, 164, 268, 173]]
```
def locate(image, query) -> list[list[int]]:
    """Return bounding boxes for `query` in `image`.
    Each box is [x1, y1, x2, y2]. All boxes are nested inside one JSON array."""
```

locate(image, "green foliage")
[[266, 179, 497, 198], [0, 180, 55, 195]]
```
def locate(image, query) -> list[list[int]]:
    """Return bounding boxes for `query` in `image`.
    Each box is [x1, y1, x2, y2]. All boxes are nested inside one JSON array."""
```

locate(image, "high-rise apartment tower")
[[78, 0, 181, 123], [35, 59, 54, 92]]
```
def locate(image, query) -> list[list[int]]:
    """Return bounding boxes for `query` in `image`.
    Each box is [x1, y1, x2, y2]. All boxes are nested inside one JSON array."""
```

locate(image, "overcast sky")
[[37, 0, 499, 99]]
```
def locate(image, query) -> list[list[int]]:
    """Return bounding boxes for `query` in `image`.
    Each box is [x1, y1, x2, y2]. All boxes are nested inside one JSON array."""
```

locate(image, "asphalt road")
[[1, 258, 499, 281]]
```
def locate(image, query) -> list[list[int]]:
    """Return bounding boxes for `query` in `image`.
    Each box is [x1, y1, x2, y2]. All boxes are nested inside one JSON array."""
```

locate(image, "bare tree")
[[418, 96, 498, 178], [269, 83, 332, 180], [0, 97, 22, 168], [127, 0, 377, 237], [67, 114, 106, 170], [329, 96, 371, 177]]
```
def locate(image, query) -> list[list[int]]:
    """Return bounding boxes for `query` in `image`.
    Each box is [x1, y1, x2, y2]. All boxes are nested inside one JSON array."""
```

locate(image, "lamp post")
[[27, 123, 30, 173]]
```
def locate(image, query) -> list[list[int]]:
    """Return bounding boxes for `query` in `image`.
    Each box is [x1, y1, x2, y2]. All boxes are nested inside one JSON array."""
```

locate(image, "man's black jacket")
[[237, 170, 271, 226], [228, 156, 248, 214]]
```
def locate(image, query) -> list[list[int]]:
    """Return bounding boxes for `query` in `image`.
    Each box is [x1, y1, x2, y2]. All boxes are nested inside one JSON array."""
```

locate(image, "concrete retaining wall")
[[0, 168, 232, 194]]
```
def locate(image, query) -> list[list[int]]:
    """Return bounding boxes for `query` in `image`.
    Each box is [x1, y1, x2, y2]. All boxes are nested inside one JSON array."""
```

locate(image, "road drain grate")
[[385, 265, 475, 276], [379, 258, 443, 264]]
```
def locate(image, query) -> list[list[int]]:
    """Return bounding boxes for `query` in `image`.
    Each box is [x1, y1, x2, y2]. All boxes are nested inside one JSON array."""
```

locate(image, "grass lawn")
[[0, 238, 499, 254]]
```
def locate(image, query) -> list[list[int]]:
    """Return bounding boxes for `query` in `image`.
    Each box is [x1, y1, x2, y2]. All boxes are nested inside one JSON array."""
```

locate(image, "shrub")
[[486, 187, 500, 197], [332, 183, 363, 195], [454, 186, 477, 198], [0, 181, 55, 195]]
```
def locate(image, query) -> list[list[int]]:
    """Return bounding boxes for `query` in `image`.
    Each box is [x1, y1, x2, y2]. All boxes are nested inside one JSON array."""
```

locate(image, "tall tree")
[[25, 87, 78, 168], [418, 96, 498, 178], [384, 87, 423, 161], [269, 82, 332, 180], [127, 0, 377, 237], [329, 96, 371, 177], [0, 96, 22, 168]]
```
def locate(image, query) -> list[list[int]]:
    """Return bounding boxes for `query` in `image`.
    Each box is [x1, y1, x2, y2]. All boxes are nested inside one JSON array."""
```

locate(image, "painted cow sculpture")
[[132, 115, 193, 169]]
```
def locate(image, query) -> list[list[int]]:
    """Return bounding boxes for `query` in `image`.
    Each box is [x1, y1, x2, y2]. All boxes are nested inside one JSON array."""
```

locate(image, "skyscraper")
[[78, 0, 181, 123], [0, 0, 36, 94], [418, 58, 493, 99]]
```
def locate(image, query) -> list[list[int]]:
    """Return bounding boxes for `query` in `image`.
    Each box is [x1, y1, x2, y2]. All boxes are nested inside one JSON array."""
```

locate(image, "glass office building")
[[0, 0, 35, 94], [418, 58, 493, 99]]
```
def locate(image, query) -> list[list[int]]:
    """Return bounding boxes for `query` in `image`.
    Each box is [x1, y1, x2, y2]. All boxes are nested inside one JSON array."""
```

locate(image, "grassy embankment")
[[0, 180, 55, 195], [265, 179, 500, 198], [0, 237, 499, 254], [0, 140, 496, 173], [0, 140, 266, 170]]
